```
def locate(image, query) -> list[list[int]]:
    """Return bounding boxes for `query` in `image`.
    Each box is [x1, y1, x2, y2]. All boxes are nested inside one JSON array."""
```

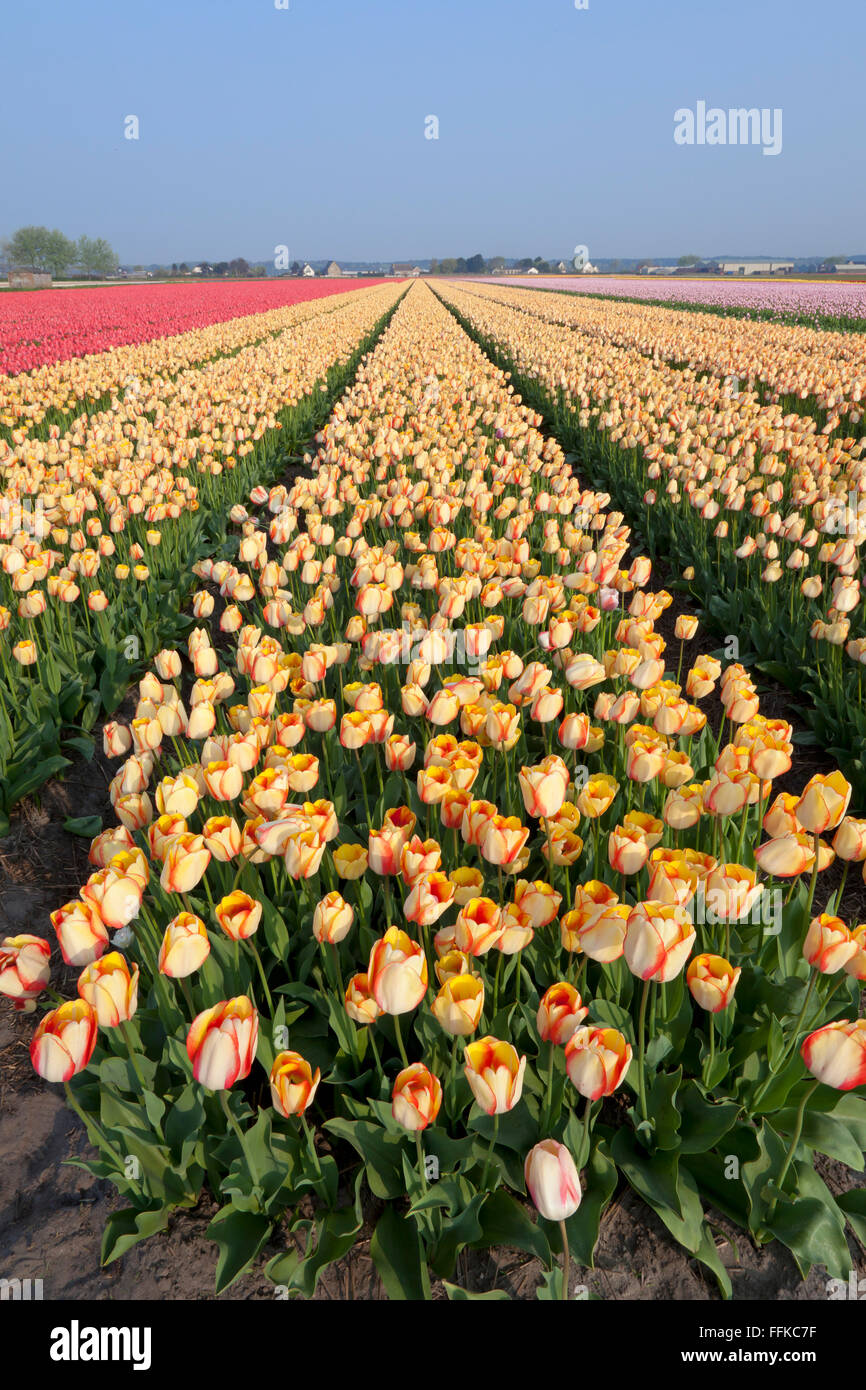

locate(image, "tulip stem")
[[64, 1083, 127, 1175], [415, 1132, 428, 1192], [179, 976, 196, 1019], [753, 968, 818, 1109], [354, 750, 373, 832], [581, 1096, 593, 1166], [481, 1113, 500, 1192], [559, 1218, 571, 1301], [368, 1025, 384, 1079], [637, 978, 651, 1124], [249, 939, 274, 1016], [766, 1079, 820, 1226], [219, 1090, 262, 1189], [120, 1020, 148, 1088], [393, 1012, 411, 1070], [544, 1041, 556, 1131]]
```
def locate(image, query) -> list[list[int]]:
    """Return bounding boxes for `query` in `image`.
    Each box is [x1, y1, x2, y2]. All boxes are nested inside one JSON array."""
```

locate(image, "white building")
[[719, 260, 794, 276], [302, 263, 315, 277]]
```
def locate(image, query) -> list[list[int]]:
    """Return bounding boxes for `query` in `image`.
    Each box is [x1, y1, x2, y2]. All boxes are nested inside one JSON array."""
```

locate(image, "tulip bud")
[[270, 1051, 321, 1116], [525, 1140, 582, 1222], [391, 1063, 443, 1131]]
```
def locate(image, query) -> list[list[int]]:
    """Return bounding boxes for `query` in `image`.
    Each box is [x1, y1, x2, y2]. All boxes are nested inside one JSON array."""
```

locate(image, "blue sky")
[[1, 0, 863, 264]]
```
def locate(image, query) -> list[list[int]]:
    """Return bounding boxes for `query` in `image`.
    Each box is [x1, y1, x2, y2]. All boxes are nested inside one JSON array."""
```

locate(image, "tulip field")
[[3, 276, 866, 1300]]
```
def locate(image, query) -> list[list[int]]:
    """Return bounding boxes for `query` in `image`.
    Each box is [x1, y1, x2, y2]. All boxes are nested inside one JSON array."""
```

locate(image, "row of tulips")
[[476, 281, 866, 425], [437, 280, 866, 799], [0, 283, 405, 822], [0, 278, 386, 389], [4, 280, 865, 1300]]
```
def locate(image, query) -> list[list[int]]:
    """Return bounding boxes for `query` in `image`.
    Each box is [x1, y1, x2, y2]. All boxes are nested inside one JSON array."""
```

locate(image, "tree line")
[[2, 226, 118, 279], [428, 255, 556, 274]]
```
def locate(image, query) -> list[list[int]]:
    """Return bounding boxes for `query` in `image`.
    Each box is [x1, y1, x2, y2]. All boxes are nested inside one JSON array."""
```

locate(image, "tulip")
[[0, 934, 51, 1004], [344, 972, 381, 1025], [270, 1051, 321, 1116], [367, 927, 428, 1014], [77, 952, 139, 1027], [803, 914, 858, 974], [454, 897, 504, 956], [464, 1036, 527, 1115], [525, 1140, 582, 1222], [312, 891, 354, 944], [333, 843, 369, 879], [624, 901, 696, 982], [796, 771, 852, 835], [392, 1063, 443, 1131], [50, 899, 110, 967], [160, 832, 211, 894], [432, 975, 485, 1036], [519, 755, 570, 818], [686, 954, 741, 1012], [801, 1019, 866, 1091], [186, 996, 259, 1090], [215, 891, 262, 942], [159, 912, 211, 978], [537, 982, 588, 1044], [30, 999, 98, 1081], [565, 1026, 632, 1099]]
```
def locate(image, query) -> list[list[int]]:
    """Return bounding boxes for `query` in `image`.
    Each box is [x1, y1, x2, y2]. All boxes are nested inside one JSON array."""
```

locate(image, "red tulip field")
[[2, 275, 866, 1303]]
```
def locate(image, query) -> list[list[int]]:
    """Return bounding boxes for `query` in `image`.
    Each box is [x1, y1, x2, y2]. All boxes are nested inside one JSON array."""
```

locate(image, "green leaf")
[[648, 1067, 682, 1151], [370, 1203, 431, 1300], [773, 1104, 865, 1171], [767, 1187, 852, 1282], [475, 1190, 551, 1266], [611, 1127, 683, 1220], [100, 1206, 171, 1265], [562, 1137, 618, 1267], [266, 1206, 363, 1297], [444, 1281, 510, 1300], [64, 814, 103, 838], [323, 1118, 405, 1200], [677, 1083, 739, 1155], [835, 1189, 866, 1248], [207, 1207, 273, 1294]]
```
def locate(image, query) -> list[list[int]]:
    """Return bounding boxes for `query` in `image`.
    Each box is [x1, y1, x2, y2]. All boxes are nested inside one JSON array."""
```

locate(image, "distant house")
[[325, 261, 342, 277], [525, 266, 539, 275], [719, 260, 794, 276], [391, 263, 421, 276], [581, 263, 599, 274], [556, 261, 569, 273], [302, 263, 315, 277], [8, 270, 51, 288]]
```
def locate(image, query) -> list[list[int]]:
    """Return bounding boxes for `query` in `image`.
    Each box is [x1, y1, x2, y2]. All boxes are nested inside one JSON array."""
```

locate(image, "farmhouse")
[[325, 261, 342, 277], [391, 263, 421, 276], [719, 260, 794, 276]]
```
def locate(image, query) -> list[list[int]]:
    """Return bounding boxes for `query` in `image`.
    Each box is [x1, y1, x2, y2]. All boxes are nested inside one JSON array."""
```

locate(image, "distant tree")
[[4, 225, 53, 271], [439, 258, 458, 274], [228, 257, 250, 277], [824, 254, 846, 265], [466, 253, 486, 274], [517, 257, 532, 270], [43, 230, 77, 277], [77, 235, 118, 278], [429, 258, 440, 274], [677, 254, 701, 266], [178, 262, 189, 274], [171, 263, 178, 274], [290, 260, 301, 276], [488, 255, 506, 271]]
